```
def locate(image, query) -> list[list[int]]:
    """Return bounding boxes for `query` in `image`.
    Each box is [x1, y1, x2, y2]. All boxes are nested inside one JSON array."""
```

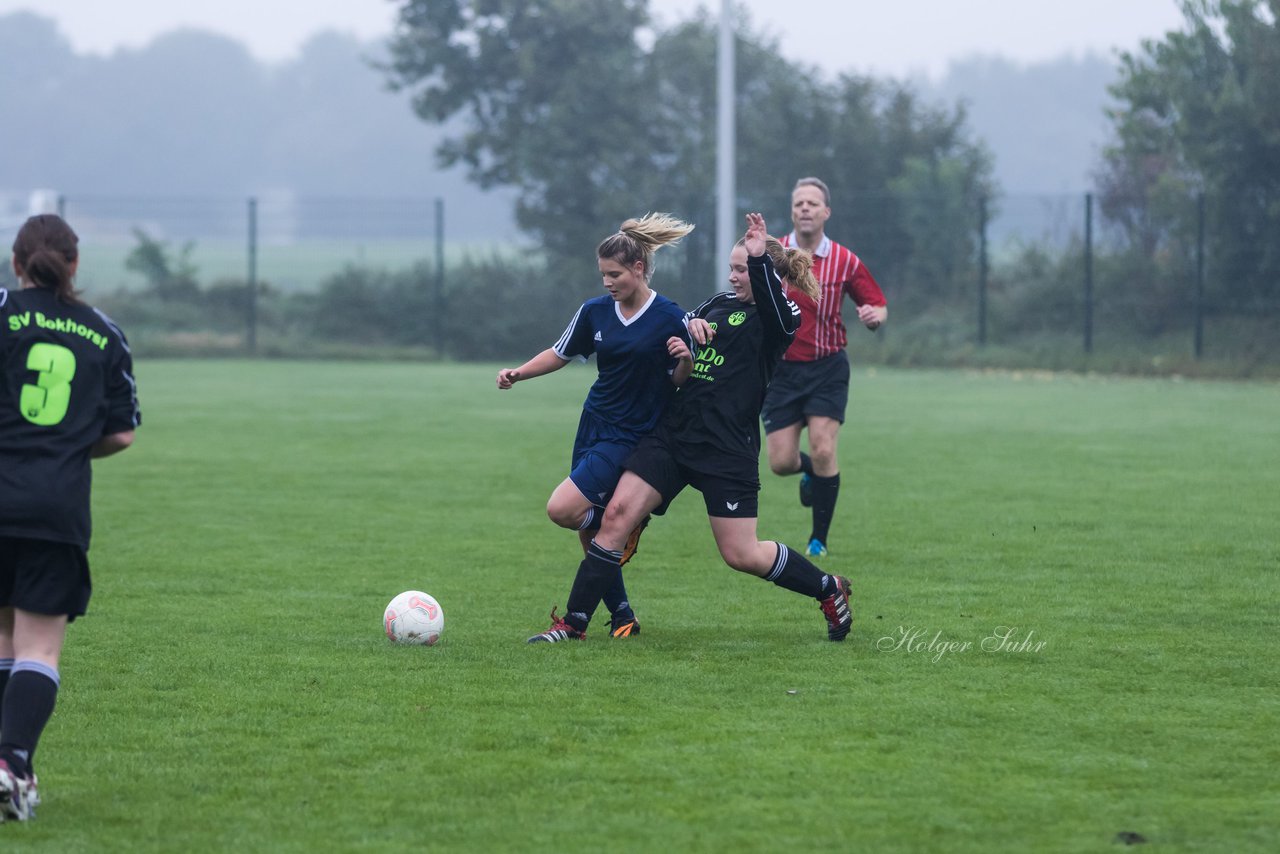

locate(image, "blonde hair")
[[737, 236, 821, 302], [597, 212, 695, 280]]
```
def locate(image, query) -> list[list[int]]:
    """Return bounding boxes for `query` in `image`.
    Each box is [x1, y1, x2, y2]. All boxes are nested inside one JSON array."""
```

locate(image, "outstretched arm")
[[496, 348, 570, 389], [743, 212, 800, 340]]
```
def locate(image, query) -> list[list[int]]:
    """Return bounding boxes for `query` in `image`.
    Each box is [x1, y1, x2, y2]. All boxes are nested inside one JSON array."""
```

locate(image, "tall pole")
[[247, 196, 258, 355], [1194, 192, 1205, 359], [977, 195, 988, 346], [1083, 192, 1094, 354], [435, 197, 446, 357], [715, 0, 735, 292]]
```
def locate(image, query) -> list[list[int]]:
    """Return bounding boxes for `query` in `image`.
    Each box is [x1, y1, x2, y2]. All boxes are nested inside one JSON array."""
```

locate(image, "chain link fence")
[[2, 190, 1275, 374]]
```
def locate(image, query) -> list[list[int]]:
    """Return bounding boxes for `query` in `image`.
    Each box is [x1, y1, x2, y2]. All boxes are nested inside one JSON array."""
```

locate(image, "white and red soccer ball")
[[383, 590, 444, 646]]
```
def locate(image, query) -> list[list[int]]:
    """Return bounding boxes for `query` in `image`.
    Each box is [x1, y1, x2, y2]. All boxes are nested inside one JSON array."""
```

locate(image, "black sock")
[[799, 451, 814, 476], [0, 658, 11, 732], [762, 543, 828, 599], [563, 540, 622, 632], [0, 662, 60, 778], [601, 569, 634, 622], [810, 472, 840, 544]]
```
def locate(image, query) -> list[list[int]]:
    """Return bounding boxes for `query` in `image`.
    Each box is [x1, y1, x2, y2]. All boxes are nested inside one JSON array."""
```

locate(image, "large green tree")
[[384, 0, 992, 306], [384, 1, 654, 286], [1099, 0, 1280, 304]]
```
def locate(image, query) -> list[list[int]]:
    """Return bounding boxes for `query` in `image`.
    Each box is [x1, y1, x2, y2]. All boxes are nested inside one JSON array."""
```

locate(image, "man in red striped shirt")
[[763, 177, 887, 557]]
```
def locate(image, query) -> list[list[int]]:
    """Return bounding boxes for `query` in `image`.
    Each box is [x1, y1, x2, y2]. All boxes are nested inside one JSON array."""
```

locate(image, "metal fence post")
[[1084, 192, 1094, 354], [435, 197, 445, 358], [977, 195, 988, 346], [1194, 192, 1205, 359], [247, 196, 258, 355], [57, 195, 66, 219]]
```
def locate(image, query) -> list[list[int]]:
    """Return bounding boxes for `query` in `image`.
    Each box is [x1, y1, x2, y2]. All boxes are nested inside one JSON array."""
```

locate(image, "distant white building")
[[28, 189, 61, 216]]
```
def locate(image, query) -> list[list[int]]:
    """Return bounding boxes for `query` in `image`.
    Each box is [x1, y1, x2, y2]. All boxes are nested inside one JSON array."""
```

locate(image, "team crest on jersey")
[[728, 312, 746, 326]]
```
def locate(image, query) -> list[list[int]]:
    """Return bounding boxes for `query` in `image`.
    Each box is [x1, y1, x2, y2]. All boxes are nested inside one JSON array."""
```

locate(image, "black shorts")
[[761, 350, 851, 434], [0, 536, 92, 620], [624, 432, 759, 518]]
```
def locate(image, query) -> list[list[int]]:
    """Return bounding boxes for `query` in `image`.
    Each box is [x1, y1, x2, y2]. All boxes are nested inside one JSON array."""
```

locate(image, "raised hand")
[[743, 212, 766, 258]]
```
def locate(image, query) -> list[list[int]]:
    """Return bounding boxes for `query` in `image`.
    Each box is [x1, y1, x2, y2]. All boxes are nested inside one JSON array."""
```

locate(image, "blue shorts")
[[569, 411, 644, 508]]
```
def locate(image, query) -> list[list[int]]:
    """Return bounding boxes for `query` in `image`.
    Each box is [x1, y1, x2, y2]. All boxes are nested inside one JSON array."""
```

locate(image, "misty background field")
[[3, 4, 1274, 376]]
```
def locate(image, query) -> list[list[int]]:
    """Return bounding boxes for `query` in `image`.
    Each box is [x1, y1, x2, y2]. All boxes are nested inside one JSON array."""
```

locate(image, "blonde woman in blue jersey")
[[497, 213, 695, 638], [1, 215, 140, 823], [528, 213, 855, 645]]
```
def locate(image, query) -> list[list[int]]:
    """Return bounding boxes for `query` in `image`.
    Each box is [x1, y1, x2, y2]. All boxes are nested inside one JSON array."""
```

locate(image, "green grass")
[[6, 362, 1277, 851]]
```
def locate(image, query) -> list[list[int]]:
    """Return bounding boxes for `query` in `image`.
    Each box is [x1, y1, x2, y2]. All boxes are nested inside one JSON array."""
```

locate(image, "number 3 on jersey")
[[21, 342, 77, 426]]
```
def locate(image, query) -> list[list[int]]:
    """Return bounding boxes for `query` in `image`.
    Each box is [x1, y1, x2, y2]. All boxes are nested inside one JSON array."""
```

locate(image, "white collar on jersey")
[[615, 288, 658, 326], [785, 231, 832, 258]]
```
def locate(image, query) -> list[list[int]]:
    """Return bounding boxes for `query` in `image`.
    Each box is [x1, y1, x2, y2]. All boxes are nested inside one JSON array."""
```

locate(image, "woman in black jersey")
[[0, 215, 140, 822], [528, 213, 854, 644]]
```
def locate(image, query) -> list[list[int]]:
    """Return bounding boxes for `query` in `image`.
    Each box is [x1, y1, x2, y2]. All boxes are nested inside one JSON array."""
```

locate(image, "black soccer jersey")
[[659, 253, 800, 472], [0, 287, 140, 548]]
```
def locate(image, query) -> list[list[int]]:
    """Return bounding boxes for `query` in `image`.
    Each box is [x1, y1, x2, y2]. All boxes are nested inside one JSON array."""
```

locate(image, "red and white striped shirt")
[[779, 232, 886, 362]]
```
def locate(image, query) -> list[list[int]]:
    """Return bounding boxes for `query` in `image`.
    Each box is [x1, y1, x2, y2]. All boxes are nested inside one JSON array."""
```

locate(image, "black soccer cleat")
[[526, 607, 585, 644], [799, 473, 814, 508], [819, 575, 853, 641], [608, 614, 641, 638]]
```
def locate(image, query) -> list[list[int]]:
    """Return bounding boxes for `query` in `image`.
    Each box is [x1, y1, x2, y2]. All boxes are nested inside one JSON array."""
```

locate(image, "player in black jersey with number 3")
[[528, 213, 854, 643], [0, 214, 140, 823]]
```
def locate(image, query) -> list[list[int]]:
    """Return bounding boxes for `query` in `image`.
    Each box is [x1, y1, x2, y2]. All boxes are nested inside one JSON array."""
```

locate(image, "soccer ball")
[[383, 590, 444, 645]]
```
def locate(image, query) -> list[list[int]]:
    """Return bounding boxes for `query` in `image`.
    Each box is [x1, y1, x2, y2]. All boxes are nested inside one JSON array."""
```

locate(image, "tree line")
[[379, 0, 1276, 363]]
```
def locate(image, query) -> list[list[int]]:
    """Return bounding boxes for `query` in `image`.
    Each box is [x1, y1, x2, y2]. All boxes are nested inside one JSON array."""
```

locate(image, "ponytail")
[[11, 214, 81, 304], [597, 212, 695, 280], [765, 238, 820, 302]]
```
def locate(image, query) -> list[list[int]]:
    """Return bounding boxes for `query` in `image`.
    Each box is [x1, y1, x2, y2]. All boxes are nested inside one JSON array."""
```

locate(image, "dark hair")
[[12, 214, 82, 304], [596, 213, 695, 280]]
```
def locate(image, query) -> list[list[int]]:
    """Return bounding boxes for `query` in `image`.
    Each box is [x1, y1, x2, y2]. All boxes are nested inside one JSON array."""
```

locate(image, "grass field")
[[4, 361, 1277, 851]]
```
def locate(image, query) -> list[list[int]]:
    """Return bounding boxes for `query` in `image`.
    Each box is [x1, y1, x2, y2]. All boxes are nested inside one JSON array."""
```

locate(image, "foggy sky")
[[1, 0, 1187, 79]]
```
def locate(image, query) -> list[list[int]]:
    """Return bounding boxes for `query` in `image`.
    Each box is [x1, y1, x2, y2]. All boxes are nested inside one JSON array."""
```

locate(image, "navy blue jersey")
[[554, 291, 690, 435], [659, 252, 800, 472], [0, 287, 140, 548]]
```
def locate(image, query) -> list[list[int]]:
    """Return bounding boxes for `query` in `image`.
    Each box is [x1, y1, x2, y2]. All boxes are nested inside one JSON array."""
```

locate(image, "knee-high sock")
[[601, 567, 634, 621], [0, 660, 60, 778], [799, 451, 814, 476], [578, 506, 603, 532], [576, 507, 631, 617], [762, 543, 828, 599], [564, 540, 623, 631], [0, 657, 12, 732], [810, 472, 840, 544]]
